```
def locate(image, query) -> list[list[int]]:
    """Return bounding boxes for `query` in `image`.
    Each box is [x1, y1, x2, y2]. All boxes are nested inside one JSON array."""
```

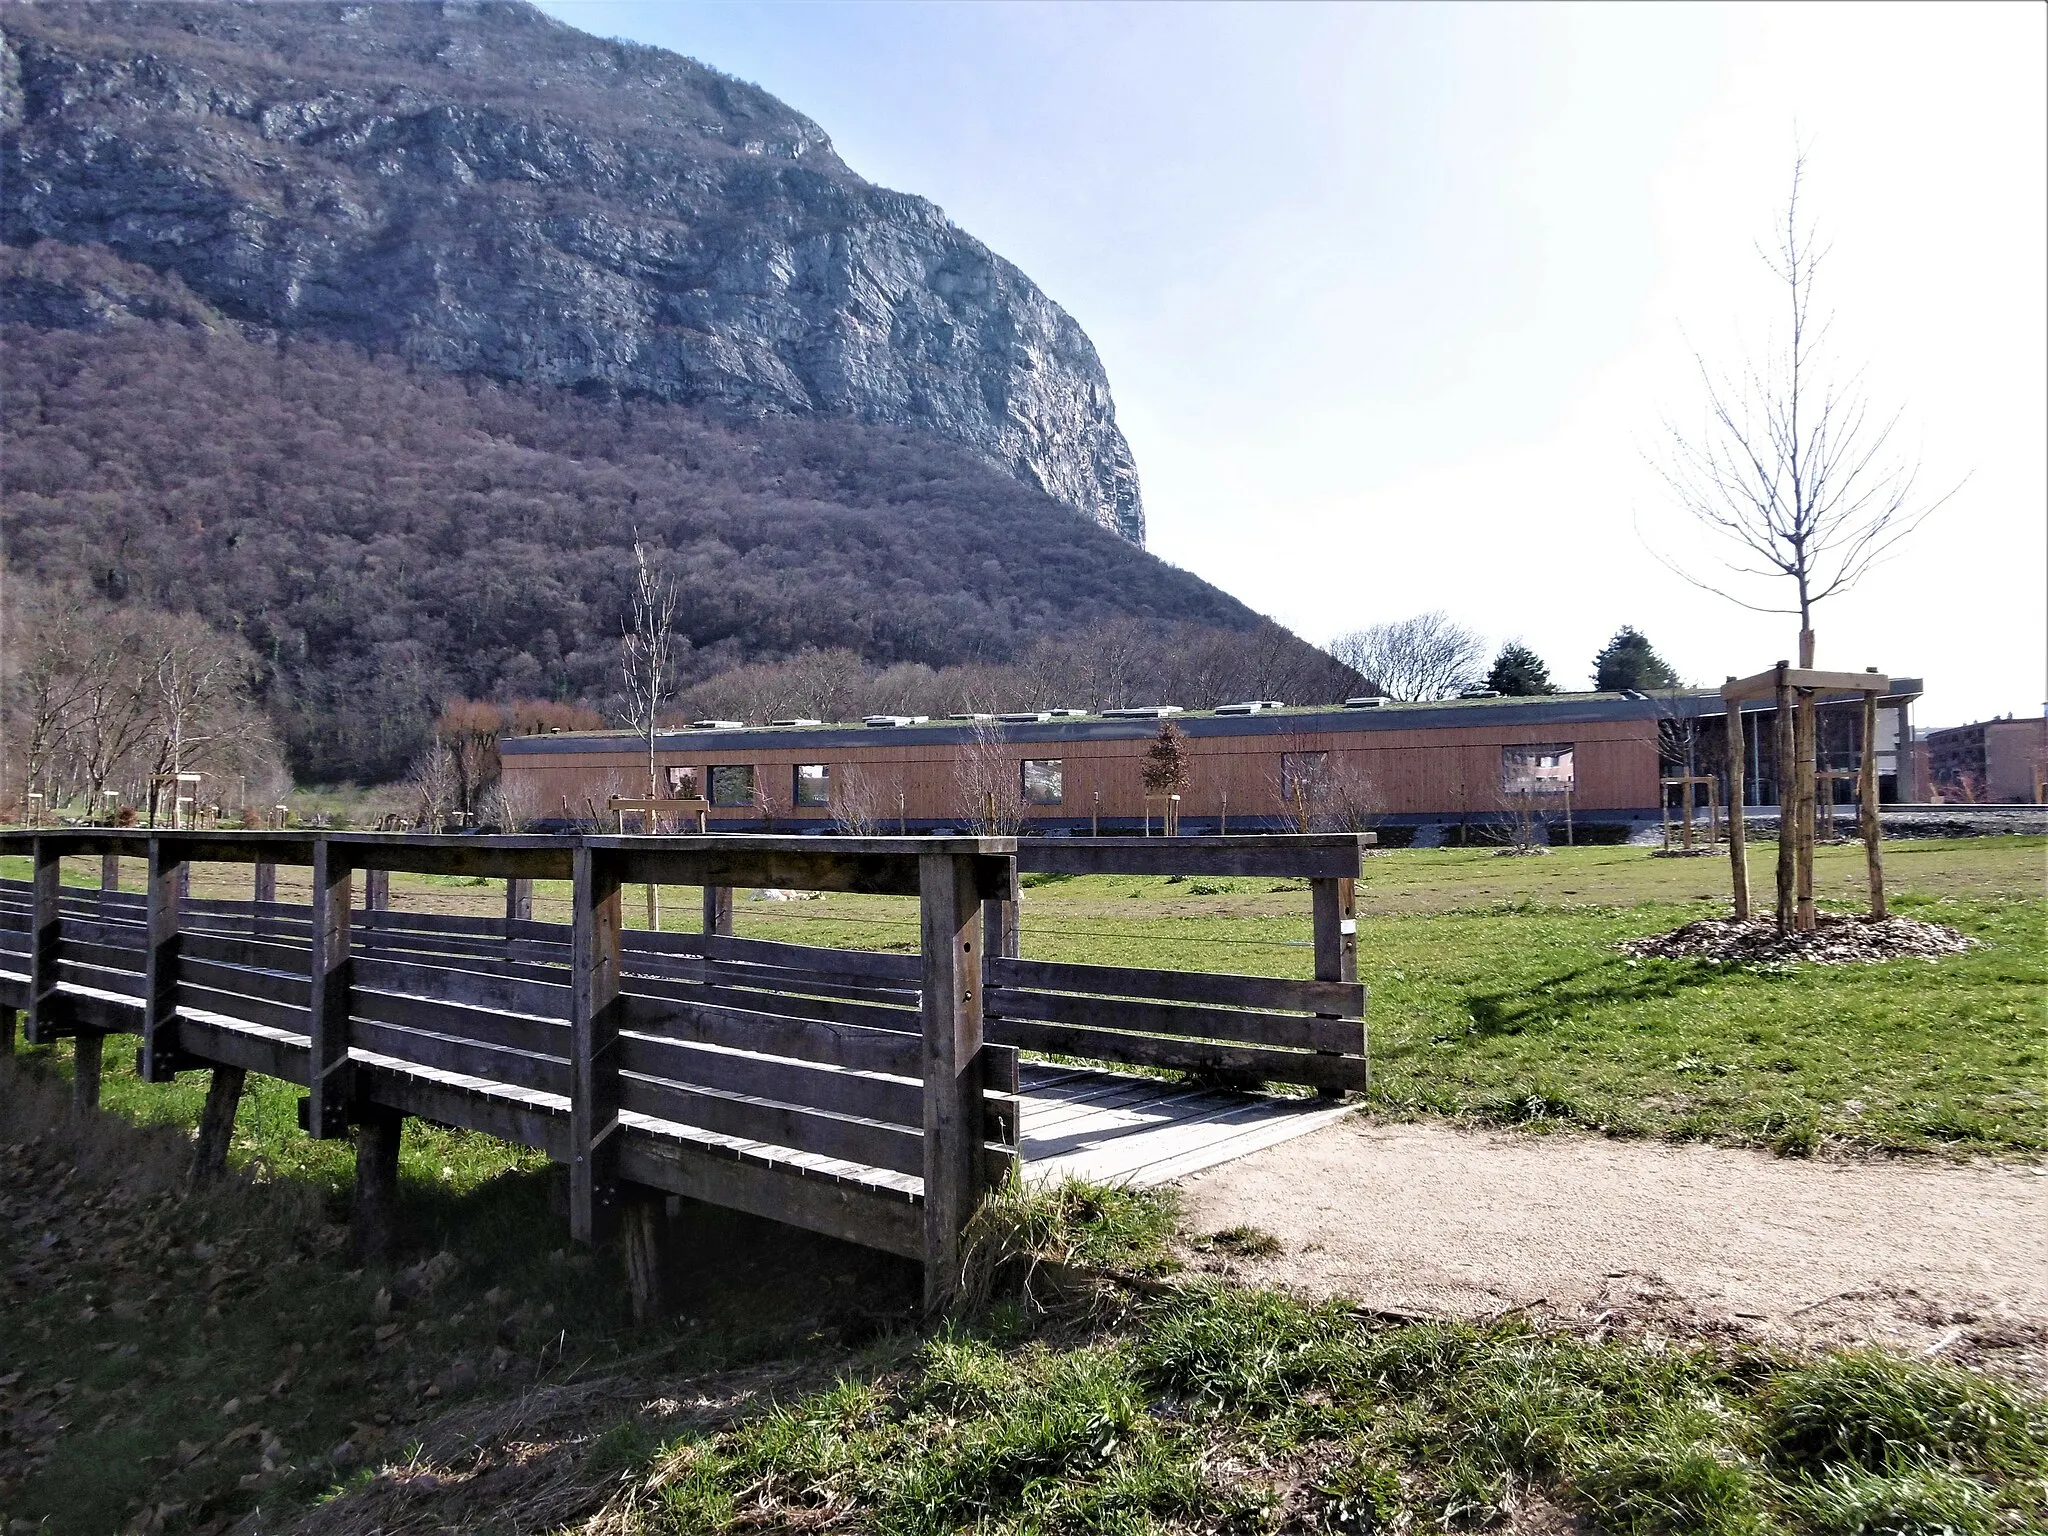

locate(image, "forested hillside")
[[1, 244, 1345, 783]]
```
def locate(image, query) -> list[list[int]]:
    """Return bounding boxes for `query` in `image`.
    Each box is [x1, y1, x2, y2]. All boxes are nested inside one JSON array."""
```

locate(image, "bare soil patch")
[[1619, 910, 1980, 965], [1178, 1116, 2048, 1383]]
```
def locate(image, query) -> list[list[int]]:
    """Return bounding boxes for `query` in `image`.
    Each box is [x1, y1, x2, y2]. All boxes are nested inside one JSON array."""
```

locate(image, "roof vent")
[[948, 713, 995, 723], [1458, 688, 1502, 699], [1344, 696, 1393, 709], [691, 719, 744, 729], [1214, 699, 1287, 716], [1101, 705, 1183, 720], [864, 714, 930, 728], [768, 718, 822, 727], [997, 712, 1053, 724], [1046, 709, 1090, 718]]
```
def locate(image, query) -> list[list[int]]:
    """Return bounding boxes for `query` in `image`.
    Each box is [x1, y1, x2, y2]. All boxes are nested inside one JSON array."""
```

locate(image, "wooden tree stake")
[[1725, 696, 1750, 918], [190, 1066, 248, 1185], [1860, 686, 1888, 919]]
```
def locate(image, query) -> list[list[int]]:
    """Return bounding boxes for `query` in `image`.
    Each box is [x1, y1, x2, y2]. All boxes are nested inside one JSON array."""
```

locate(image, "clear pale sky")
[[537, 1, 2045, 727]]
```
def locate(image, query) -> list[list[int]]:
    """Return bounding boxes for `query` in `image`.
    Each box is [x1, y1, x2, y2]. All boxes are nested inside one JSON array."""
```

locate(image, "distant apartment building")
[[1925, 716, 2047, 803]]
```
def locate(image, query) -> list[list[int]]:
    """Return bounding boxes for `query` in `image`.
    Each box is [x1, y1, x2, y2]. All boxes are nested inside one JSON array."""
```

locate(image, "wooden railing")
[[0, 830, 1369, 1315]]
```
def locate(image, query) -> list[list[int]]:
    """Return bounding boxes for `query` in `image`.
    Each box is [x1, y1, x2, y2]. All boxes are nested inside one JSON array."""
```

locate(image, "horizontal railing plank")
[[352, 1018, 570, 1097], [177, 982, 310, 1037], [175, 1013, 310, 1083], [617, 991, 922, 1077], [352, 953, 569, 1021], [180, 930, 313, 977], [619, 1074, 925, 1177], [1017, 834, 1363, 879], [180, 955, 311, 1008], [986, 955, 1362, 1017], [985, 986, 1361, 1055], [617, 1032, 922, 1129], [350, 987, 567, 1059], [984, 1016, 1362, 1094]]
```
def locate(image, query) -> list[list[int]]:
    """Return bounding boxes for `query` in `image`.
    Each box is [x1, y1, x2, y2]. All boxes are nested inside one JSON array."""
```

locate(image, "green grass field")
[[10, 835, 2044, 1155]]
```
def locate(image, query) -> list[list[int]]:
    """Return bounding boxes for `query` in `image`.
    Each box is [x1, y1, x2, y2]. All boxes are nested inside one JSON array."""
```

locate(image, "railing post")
[[920, 848, 986, 1318], [702, 884, 733, 938], [980, 855, 1020, 961], [505, 877, 533, 922], [1311, 873, 1360, 1099], [26, 836, 63, 1047], [139, 835, 186, 1082], [1725, 695, 1750, 919], [304, 836, 354, 1138], [99, 851, 121, 915], [252, 858, 276, 939], [569, 843, 625, 1246]]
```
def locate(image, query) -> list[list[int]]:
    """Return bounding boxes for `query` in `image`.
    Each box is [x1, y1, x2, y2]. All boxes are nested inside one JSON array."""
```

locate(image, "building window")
[[1021, 759, 1064, 805], [1281, 751, 1329, 802], [793, 763, 830, 808], [1501, 744, 1575, 794], [709, 765, 755, 808], [665, 765, 700, 799]]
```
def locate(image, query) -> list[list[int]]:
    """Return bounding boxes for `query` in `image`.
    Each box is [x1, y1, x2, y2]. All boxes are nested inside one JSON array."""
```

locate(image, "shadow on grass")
[[1462, 956, 1733, 1038]]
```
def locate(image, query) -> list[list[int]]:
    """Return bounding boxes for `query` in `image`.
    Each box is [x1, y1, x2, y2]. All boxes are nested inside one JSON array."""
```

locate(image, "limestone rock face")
[[0, 1, 1144, 541]]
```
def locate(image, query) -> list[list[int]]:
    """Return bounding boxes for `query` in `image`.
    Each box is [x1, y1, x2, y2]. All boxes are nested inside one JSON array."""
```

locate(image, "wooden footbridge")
[[0, 831, 1366, 1312]]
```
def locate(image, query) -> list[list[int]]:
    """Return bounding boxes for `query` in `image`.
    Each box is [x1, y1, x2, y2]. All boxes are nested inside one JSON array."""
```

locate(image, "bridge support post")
[[352, 1104, 403, 1267], [140, 835, 186, 1082], [621, 1185, 674, 1323], [26, 836, 63, 1047], [71, 1032, 102, 1114], [569, 845, 624, 1247], [920, 849, 986, 1319], [305, 838, 354, 1139], [1311, 876, 1360, 1099], [190, 1066, 247, 1186], [702, 884, 733, 938]]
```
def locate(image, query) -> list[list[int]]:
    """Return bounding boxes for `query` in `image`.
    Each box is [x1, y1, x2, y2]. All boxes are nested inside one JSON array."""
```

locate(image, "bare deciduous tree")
[[619, 539, 685, 797], [831, 763, 888, 837], [1328, 611, 1486, 701], [1649, 152, 1961, 666], [954, 719, 1024, 835]]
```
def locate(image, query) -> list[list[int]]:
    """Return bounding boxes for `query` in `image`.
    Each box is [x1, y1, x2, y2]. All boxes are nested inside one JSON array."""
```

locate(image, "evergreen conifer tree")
[[1485, 642, 1557, 696], [1141, 720, 1192, 795], [1592, 627, 1680, 691]]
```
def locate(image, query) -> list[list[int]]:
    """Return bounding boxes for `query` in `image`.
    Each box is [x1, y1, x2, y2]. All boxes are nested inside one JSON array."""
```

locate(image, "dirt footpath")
[[1179, 1117, 2048, 1378]]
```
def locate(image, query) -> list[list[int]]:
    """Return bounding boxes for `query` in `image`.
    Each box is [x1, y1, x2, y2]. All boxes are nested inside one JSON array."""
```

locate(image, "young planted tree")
[[1593, 627, 1681, 691], [955, 719, 1024, 836], [1140, 720, 1192, 832], [1486, 642, 1557, 696], [619, 539, 685, 800], [1652, 153, 1953, 933]]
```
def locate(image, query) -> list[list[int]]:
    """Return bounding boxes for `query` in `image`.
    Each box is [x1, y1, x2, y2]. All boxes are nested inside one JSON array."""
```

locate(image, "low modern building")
[[1925, 716, 2047, 803], [501, 680, 1925, 838]]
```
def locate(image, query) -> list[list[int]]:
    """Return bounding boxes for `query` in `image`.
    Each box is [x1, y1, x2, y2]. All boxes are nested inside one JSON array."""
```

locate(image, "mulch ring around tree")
[[1620, 912, 1981, 966]]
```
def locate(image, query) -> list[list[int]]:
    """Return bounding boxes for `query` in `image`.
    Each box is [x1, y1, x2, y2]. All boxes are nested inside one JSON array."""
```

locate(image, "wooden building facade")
[[497, 685, 1925, 836]]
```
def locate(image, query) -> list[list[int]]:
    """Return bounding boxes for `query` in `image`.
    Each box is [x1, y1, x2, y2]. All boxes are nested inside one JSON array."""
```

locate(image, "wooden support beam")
[[1723, 666, 1892, 701], [569, 844, 625, 1246], [139, 836, 186, 1081], [352, 1104, 403, 1267], [1861, 690, 1888, 919], [305, 837, 354, 1138], [702, 884, 733, 938], [364, 867, 391, 911], [26, 838, 63, 1046], [505, 877, 534, 922], [253, 860, 277, 903], [621, 1184, 674, 1324], [981, 856, 1020, 962], [100, 852, 121, 912], [1794, 690, 1818, 933], [71, 1032, 102, 1115], [190, 1066, 247, 1186], [1311, 876, 1362, 1098], [1726, 699, 1749, 917], [920, 848, 986, 1318]]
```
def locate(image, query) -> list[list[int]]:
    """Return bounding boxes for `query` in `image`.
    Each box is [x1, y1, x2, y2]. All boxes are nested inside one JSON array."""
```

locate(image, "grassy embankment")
[[16, 835, 2038, 1157]]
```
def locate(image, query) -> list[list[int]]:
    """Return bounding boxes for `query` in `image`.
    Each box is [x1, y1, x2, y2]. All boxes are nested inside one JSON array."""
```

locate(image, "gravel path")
[[1179, 1116, 2048, 1377]]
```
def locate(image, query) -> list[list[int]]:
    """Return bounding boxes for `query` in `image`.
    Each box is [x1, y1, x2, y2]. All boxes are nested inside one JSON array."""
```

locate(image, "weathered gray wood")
[[363, 867, 391, 911], [352, 1016, 570, 1096], [176, 981, 309, 1036], [619, 1074, 926, 1177], [985, 956, 1362, 1016], [359, 907, 508, 938], [253, 860, 277, 905], [1724, 666, 1891, 701], [305, 838, 354, 1138], [352, 1105, 403, 1266], [617, 1031, 922, 1126], [1860, 688, 1887, 919], [178, 929, 312, 976], [702, 884, 733, 937], [983, 986, 1361, 1053], [53, 935, 150, 972], [70, 1031, 103, 1113], [982, 855, 1020, 963], [351, 986, 565, 1057], [355, 1063, 569, 1158], [617, 992, 923, 1076], [1310, 876, 1361, 1099], [1017, 835, 1364, 880], [569, 844, 625, 1246], [26, 839, 63, 1045], [353, 953, 569, 1019], [665, 931, 924, 984], [140, 836, 185, 1081], [1773, 668, 1795, 935], [984, 1016, 1363, 1094], [616, 1128, 923, 1260], [920, 848, 985, 1315], [190, 1066, 247, 1185], [171, 1014, 310, 1084], [627, 973, 920, 1038], [621, 1184, 672, 1324], [179, 954, 311, 1007], [506, 877, 534, 923], [53, 957, 147, 998], [99, 853, 121, 914]]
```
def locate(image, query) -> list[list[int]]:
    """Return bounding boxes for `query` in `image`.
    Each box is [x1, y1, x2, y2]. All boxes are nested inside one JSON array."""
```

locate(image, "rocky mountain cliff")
[[0, 0, 1145, 541]]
